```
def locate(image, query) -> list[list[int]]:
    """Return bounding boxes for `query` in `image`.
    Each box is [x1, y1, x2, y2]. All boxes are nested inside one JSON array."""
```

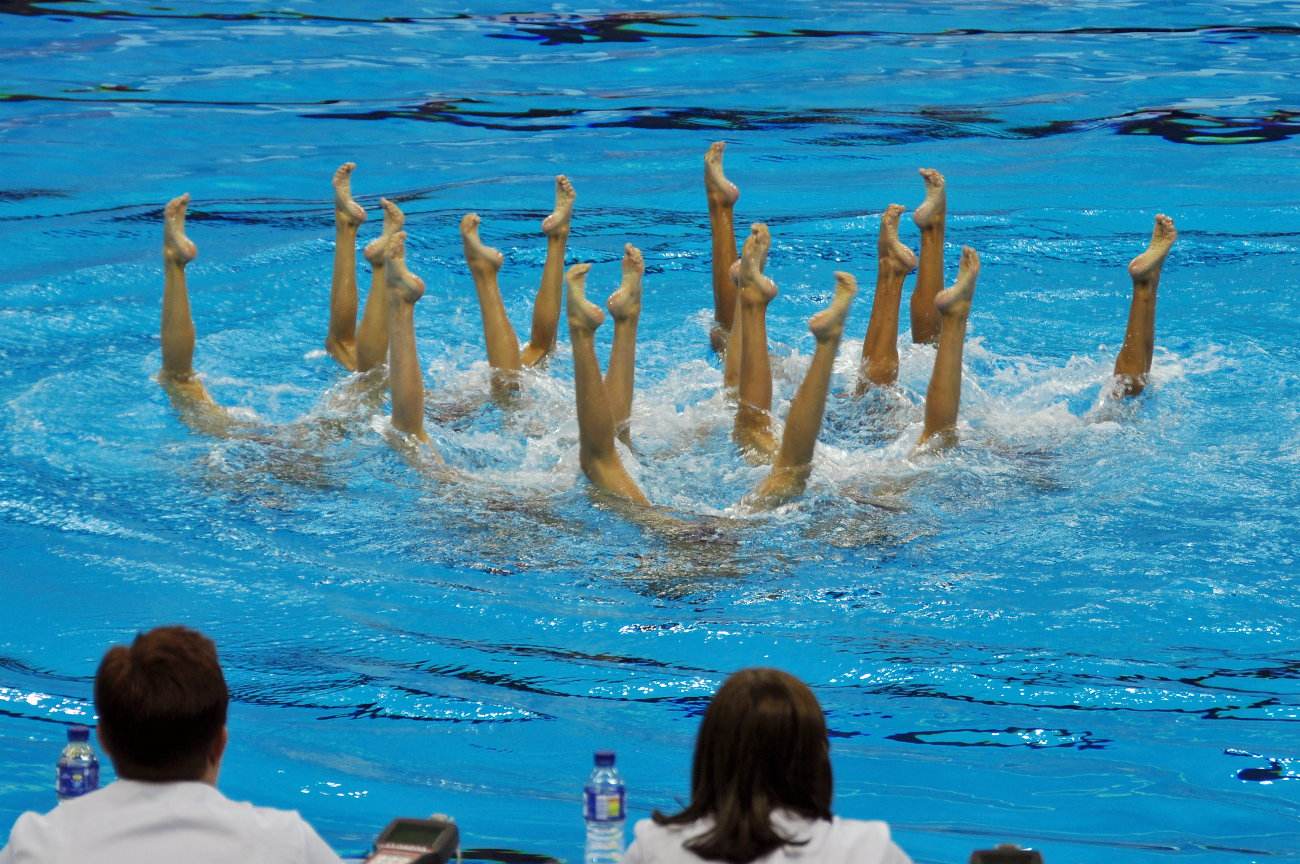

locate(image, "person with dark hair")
[[0, 626, 342, 863], [625, 668, 911, 864]]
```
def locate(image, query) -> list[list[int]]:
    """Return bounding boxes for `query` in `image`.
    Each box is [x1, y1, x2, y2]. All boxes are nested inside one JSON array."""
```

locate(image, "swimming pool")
[[2, 1, 1298, 860]]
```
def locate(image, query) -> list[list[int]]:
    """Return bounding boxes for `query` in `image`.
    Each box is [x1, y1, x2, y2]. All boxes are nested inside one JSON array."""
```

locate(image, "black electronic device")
[[366, 815, 460, 864], [969, 844, 1043, 864]]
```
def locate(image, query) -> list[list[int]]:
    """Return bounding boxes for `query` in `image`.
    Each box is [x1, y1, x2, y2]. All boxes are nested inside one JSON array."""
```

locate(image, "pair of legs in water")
[[567, 218, 980, 510], [324, 164, 578, 389], [459, 176, 577, 400], [159, 162, 574, 441], [323, 163, 407, 374], [159, 190, 427, 444], [565, 236, 861, 509], [704, 144, 982, 468], [703, 144, 947, 379], [160, 162, 413, 437], [158, 153, 1175, 508], [570, 208, 970, 510], [703, 143, 1177, 428]]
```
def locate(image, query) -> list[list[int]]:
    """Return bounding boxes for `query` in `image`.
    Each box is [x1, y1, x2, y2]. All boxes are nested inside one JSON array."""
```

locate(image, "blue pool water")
[[2, 1, 1298, 861]]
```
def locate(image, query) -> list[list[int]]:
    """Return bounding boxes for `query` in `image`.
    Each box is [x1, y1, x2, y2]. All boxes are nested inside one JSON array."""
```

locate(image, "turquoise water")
[[2, 1, 1299, 861]]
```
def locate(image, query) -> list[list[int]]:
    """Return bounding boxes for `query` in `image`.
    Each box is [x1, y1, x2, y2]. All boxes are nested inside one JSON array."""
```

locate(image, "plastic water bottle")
[[583, 750, 625, 864], [56, 725, 99, 801]]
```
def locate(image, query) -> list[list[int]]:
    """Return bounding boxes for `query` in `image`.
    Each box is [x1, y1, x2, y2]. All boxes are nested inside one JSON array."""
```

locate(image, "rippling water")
[[2, 1, 1298, 861]]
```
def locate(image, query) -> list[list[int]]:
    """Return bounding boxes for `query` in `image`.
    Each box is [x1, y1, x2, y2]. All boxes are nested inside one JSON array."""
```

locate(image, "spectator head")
[[93, 626, 229, 783], [652, 667, 833, 863]]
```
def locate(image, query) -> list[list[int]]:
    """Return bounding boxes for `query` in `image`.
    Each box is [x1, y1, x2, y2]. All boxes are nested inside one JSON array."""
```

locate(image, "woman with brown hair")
[[625, 668, 911, 864]]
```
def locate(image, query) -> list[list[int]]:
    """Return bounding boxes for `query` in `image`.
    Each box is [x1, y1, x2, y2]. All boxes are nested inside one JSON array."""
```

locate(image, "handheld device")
[[969, 845, 1043, 864], [366, 815, 460, 864]]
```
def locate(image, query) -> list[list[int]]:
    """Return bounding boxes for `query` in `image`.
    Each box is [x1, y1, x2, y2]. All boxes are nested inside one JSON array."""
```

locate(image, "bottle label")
[[584, 788, 625, 822], [57, 761, 99, 799]]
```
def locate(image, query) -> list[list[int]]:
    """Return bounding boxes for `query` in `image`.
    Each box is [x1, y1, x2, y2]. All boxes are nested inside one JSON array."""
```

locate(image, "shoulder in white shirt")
[[624, 810, 912, 864], [0, 779, 343, 864]]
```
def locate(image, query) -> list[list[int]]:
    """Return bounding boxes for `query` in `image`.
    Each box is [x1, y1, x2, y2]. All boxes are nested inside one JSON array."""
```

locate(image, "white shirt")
[[624, 810, 912, 864], [0, 779, 343, 864]]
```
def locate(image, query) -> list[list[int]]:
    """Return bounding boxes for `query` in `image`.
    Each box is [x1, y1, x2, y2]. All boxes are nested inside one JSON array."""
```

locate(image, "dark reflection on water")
[[3, 1, 1298, 46], [872, 674, 1300, 721], [0, 655, 84, 683], [484, 12, 729, 46], [1226, 749, 1300, 783], [0, 0, 462, 24], [10, 635, 1298, 727], [888, 726, 1111, 749], [1015, 108, 1300, 146], [8, 85, 1297, 146], [294, 100, 991, 136], [0, 188, 69, 202], [302, 102, 1300, 146], [0, 92, 343, 110], [461, 849, 561, 864]]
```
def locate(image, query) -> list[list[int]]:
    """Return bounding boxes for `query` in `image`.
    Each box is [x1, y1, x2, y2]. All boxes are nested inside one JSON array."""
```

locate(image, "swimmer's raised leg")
[[461, 213, 523, 399], [521, 175, 575, 367], [325, 162, 367, 371], [722, 220, 771, 393], [605, 244, 644, 448], [1112, 214, 1177, 397], [856, 204, 917, 395], [705, 141, 740, 352], [567, 263, 649, 505], [158, 194, 237, 434], [721, 263, 744, 391], [384, 231, 432, 445], [733, 223, 778, 460], [909, 168, 946, 344], [916, 246, 979, 452], [355, 198, 405, 373], [161, 194, 202, 386], [747, 272, 858, 509]]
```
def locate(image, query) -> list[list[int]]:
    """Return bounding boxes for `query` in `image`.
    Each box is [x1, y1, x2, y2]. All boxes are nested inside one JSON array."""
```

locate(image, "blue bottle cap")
[[594, 750, 615, 767], [67, 725, 90, 742]]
